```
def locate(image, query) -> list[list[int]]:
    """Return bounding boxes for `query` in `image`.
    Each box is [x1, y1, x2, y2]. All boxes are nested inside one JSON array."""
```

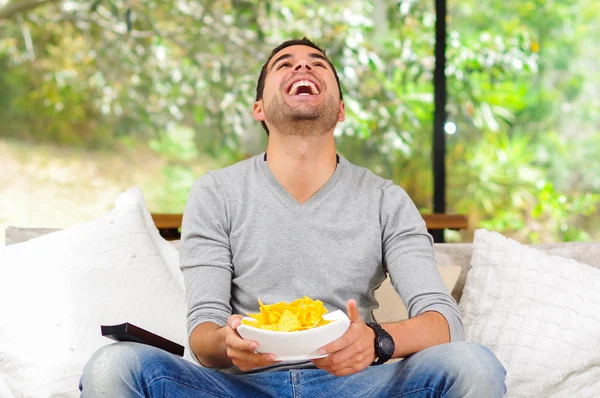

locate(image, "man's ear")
[[253, 100, 265, 122], [338, 101, 345, 122]]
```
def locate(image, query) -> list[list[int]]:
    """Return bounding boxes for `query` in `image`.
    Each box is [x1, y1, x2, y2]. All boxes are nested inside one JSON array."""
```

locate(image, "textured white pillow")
[[0, 188, 188, 397], [460, 229, 600, 398]]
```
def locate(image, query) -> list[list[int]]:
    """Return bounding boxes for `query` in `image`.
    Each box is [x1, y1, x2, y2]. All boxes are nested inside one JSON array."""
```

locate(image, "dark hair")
[[255, 37, 343, 135]]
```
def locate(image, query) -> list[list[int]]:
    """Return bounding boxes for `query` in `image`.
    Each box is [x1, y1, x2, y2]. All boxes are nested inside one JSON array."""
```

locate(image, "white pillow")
[[0, 188, 188, 397], [459, 229, 600, 398]]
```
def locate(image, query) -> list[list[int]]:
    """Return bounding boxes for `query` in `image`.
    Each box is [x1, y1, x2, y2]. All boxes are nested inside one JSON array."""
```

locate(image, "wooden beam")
[[422, 214, 468, 230], [151, 213, 183, 230], [151, 213, 468, 240]]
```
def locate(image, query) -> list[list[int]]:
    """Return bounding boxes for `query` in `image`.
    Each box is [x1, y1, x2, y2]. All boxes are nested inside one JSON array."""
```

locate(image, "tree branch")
[[58, 9, 154, 39], [17, 14, 35, 60], [0, 0, 56, 20]]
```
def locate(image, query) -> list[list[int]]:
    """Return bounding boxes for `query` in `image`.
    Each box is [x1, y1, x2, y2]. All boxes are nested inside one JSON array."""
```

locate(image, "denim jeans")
[[79, 341, 506, 397]]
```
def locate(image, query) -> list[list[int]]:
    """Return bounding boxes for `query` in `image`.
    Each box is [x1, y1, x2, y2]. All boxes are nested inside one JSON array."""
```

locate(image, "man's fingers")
[[320, 334, 350, 356], [223, 314, 281, 372], [224, 320, 257, 352], [319, 322, 360, 355], [231, 351, 280, 371], [226, 331, 257, 352], [325, 346, 361, 366], [315, 346, 362, 369], [313, 354, 369, 377], [312, 359, 359, 377], [260, 353, 277, 362], [230, 348, 274, 363], [347, 299, 360, 323]]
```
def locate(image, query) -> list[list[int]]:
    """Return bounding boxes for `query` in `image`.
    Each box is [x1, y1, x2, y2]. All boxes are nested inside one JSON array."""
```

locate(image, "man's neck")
[[265, 134, 337, 204]]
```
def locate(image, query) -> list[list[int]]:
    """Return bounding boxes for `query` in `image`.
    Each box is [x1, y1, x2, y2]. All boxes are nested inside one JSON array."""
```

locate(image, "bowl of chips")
[[237, 296, 350, 361]]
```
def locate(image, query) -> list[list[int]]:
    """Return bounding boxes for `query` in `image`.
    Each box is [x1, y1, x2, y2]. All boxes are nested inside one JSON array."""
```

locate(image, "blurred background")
[[0, 0, 598, 245]]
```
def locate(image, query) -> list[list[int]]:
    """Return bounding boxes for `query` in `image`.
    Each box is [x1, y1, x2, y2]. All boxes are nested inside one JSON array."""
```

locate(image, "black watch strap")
[[365, 322, 395, 365]]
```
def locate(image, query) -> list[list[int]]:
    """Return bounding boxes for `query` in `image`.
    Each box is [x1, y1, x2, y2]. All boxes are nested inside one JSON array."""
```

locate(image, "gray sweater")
[[180, 153, 464, 372]]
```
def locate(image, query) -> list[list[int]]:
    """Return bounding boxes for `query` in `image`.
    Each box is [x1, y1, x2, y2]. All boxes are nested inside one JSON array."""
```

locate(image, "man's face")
[[254, 45, 345, 136]]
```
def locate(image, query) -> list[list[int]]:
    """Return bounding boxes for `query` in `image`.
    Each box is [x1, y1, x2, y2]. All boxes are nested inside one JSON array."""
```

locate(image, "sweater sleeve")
[[380, 184, 465, 342], [180, 173, 233, 341]]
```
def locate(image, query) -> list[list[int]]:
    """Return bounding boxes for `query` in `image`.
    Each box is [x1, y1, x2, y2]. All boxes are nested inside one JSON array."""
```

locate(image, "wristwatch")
[[365, 322, 395, 365]]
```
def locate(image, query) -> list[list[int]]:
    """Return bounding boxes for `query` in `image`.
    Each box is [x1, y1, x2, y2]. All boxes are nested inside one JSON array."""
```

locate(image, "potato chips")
[[241, 296, 331, 332]]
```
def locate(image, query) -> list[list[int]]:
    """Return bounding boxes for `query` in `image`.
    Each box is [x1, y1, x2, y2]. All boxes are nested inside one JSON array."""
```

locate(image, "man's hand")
[[223, 314, 281, 372], [312, 299, 376, 376]]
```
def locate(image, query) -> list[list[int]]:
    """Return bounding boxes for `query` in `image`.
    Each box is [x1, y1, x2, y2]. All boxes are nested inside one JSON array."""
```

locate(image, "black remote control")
[[101, 322, 185, 357]]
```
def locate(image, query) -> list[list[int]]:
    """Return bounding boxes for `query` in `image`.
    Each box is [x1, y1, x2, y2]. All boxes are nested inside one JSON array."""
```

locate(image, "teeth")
[[287, 80, 320, 96]]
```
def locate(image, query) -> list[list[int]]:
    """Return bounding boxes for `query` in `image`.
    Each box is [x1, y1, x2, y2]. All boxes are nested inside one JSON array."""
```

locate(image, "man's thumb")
[[347, 299, 361, 322], [228, 314, 244, 329]]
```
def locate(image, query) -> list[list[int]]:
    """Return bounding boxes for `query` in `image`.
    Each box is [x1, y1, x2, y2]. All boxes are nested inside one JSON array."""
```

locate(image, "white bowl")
[[236, 310, 350, 361]]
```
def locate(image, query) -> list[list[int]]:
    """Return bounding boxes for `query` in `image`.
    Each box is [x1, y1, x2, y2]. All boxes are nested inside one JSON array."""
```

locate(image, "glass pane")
[[447, 0, 600, 243], [1, 1, 441, 243]]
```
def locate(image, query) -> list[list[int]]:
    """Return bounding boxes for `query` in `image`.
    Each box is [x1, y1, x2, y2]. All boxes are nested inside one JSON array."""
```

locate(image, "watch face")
[[378, 336, 395, 357], [367, 323, 395, 364]]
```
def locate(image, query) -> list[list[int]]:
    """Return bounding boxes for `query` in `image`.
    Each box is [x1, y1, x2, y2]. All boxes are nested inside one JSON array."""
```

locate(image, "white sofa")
[[1, 188, 599, 397]]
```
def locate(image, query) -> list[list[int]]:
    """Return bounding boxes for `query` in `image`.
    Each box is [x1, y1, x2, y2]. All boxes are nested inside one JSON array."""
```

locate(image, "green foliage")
[[146, 123, 202, 210], [149, 124, 198, 162], [446, 0, 600, 242], [450, 131, 540, 217], [529, 181, 598, 242], [0, 0, 598, 241]]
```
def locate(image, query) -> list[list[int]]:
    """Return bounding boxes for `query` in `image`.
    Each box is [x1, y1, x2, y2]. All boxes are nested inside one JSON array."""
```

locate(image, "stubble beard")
[[264, 93, 339, 137]]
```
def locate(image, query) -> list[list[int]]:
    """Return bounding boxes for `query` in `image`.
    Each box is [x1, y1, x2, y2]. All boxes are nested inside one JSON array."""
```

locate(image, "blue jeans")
[[80, 341, 506, 397]]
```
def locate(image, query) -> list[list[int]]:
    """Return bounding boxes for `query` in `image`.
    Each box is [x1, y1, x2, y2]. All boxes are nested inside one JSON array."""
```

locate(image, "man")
[[80, 38, 506, 397]]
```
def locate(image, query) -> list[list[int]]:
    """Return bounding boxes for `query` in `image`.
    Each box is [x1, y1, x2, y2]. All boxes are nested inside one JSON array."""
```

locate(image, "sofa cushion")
[[373, 265, 461, 323], [0, 188, 188, 397], [434, 241, 600, 303], [459, 229, 600, 397]]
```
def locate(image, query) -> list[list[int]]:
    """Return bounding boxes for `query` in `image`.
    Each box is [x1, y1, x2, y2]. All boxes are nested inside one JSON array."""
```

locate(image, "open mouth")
[[286, 79, 321, 96]]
